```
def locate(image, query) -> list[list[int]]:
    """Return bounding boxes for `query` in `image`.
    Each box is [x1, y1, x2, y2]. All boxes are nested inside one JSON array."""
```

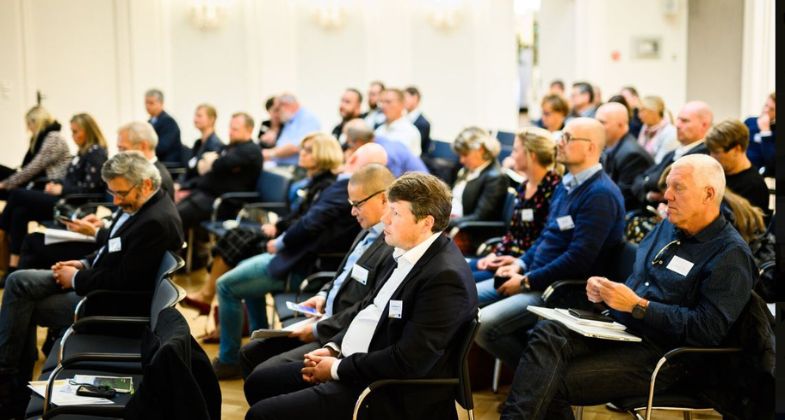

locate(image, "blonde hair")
[[70, 113, 108, 153], [640, 95, 674, 123], [452, 126, 501, 161], [723, 190, 765, 243], [516, 127, 564, 175], [301, 132, 343, 173], [25, 106, 55, 151]]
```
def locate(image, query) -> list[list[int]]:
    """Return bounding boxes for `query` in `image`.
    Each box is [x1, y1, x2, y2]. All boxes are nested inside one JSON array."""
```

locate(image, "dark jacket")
[[192, 139, 263, 197], [451, 162, 509, 226], [180, 133, 224, 184], [75, 189, 184, 294], [150, 111, 183, 163], [603, 132, 653, 210], [276, 170, 337, 234], [153, 160, 175, 200], [60, 145, 108, 195], [412, 114, 431, 156], [631, 142, 708, 207]]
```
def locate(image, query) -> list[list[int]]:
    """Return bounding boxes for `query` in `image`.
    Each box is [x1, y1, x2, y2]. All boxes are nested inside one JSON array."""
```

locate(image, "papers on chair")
[[28, 380, 115, 406], [251, 317, 317, 340], [528, 306, 642, 342], [72, 374, 133, 394], [43, 228, 96, 245]]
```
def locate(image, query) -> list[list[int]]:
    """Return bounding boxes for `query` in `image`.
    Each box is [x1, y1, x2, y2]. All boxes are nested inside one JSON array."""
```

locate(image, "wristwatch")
[[519, 276, 531, 293], [631, 299, 649, 320]]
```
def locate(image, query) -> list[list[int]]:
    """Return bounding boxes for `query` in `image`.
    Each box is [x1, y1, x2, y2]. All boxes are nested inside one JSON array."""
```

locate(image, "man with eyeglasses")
[[0, 152, 184, 417], [210, 143, 387, 379], [500, 154, 756, 419], [240, 164, 395, 381], [474, 117, 625, 372]]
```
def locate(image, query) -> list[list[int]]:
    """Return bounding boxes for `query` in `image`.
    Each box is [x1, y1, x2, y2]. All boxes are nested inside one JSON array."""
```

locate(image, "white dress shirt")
[[375, 117, 422, 156], [450, 161, 492, 218]]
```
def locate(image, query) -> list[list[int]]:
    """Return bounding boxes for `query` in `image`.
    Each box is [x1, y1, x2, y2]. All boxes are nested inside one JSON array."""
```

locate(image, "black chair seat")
[[611, 392, 712, 412], [41, 335, 142, 375], [201, 220, 262, 238]]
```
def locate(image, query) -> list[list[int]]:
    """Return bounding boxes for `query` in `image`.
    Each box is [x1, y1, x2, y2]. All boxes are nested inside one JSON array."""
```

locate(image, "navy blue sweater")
[[521, 170, 625, 290]]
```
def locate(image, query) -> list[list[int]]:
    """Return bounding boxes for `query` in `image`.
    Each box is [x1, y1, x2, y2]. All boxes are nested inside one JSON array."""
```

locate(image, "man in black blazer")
[[630, 101, 713, 208], [404, 86, 432, 154], [145, 88, 183, 163], [596, 102, 653, 210], [240, 164, 396, 381], [0, 152, 183, 416], [245, 172, 478, 420]]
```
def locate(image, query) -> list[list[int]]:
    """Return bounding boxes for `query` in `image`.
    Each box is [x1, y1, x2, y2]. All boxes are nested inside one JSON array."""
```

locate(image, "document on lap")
[[528, 306, 642, 342]]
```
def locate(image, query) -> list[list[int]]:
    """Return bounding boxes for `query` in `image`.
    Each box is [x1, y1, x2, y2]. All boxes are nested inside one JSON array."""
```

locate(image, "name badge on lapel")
[[556, 215, 575, 231], [521, 209, 534, 222], [388, 300, 403, 319], [351, 264, 369, 285], [108, 237, 122, 253], [666, 255, 693, 276]]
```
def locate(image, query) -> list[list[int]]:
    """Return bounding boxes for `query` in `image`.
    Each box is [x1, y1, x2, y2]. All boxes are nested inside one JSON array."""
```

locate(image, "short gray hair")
[[671, 154, 725, 205], [118, 121, 158, 149], [102, 151, 162, 191], [145, 89, 164, 102]]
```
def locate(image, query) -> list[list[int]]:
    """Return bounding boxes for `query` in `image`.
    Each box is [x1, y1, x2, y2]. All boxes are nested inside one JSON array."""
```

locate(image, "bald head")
[[345, 143, 388, 174], [676, 101, 713, 145], [557, 118, 605, 173], [344, 118, 375, 148], [595, 102, 629, 146]]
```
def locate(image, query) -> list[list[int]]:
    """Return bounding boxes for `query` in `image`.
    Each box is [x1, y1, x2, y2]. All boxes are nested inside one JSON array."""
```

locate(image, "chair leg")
[[185, 228, 194, 272], [572, 406, 583, 420], [492, 358, 501, 393], [466, 408, 475, 420], [682, 412, 692, 420]]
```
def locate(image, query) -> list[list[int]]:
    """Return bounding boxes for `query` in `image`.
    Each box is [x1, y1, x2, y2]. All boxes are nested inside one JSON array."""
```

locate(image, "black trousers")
[[18, 232, 99, 270], [239, 337, 319, 379], [0, 189, 58, 254]]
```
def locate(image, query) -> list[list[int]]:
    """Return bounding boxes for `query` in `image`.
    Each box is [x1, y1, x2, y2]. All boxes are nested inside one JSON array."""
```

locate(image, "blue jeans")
[[500, 320, 680, 419], [466, 258, 494, 283], [475, 278, 543, 367], [216, 253, 294, 364], [0, 270, 81, 376]]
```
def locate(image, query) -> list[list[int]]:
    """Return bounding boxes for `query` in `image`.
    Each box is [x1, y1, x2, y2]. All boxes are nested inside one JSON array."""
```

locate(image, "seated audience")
[[263, 94, 321, 168], [548, 79, 565, 96], [0, 152, 183, 417], [403, 86, 432, 154], [637, 95, 679, 164], [705, 119, 769, 214], [0, 106, 71, 198], [631, 100, 712, 207], [331, 88, 363, 142], [470, 127, 562, 282], [744, 92, 775, 177], [244, 172, 477, 420], [239, 164, 395, 378], [257, 96, 281, 149], [569, 81, 597, 118], [596, 102, 653, 210], [374, 88, 422, 155], [361, 80, 386, 129], [500, 155, 755, 419], [117, 121, 175, 198], [177, 103, 224, 195], [209, 144, 386, 378], [342, 118, 427, 177], [449, 127, 509, 226], [535, 94, 570, 133], [182, 133, 343, 313], [0, 113, 108, 275], [144, 88, 182, 163], [620, 85, 643, 137], [475, 118, 625, 368], [176, 112, 263, 232]]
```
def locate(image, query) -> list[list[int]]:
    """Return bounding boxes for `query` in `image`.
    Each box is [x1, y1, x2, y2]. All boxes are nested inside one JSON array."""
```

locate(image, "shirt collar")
[[562, 163, 602, 192], [682, 214, 727, 243], [406, 108, 422, 122], [674, 139, 704, 160], [392, 231, 442, 267], [369, 222, 385, 236]]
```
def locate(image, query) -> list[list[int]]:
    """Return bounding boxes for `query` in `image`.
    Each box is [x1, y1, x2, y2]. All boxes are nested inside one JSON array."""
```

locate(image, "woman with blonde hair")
[[0, 106, 71, 197], [470, 127, 563, 285], [637, 95, 679, 164]]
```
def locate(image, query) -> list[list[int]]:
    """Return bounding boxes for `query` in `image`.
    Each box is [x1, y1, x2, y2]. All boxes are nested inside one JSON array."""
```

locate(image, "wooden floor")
[[16, 267, 721, 419]]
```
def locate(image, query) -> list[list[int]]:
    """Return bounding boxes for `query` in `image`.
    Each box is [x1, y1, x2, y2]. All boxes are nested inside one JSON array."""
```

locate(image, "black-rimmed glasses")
[[559, 131, 593, 144], [348, 190, 384, 209], [107, 184, 138, 199]]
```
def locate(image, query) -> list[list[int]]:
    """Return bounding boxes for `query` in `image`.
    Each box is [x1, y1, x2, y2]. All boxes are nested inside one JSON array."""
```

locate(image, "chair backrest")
[[495, 130, 516, 147], [501, 188, 517, 229], [257, 169, 293, 204], [428, 139, 459, 163], [456, 314, 481, 410], [149, 251, 185, 330]]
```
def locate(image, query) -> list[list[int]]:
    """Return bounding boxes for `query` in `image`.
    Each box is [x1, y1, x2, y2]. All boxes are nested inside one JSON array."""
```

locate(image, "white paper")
[[44, 228, 97, 245], [28, 380, 114, 406]]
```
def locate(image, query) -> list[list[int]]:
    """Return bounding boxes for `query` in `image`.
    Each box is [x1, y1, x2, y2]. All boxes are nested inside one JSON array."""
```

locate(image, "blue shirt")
[[275, 108, 321, 166], [375, 137, 429, 177], [613, 215, 755, 348], [561, 163, 603, 193]]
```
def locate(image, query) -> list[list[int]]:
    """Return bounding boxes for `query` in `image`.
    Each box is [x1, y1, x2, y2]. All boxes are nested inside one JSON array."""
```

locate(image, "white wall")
[[0, 0, 519, 168]]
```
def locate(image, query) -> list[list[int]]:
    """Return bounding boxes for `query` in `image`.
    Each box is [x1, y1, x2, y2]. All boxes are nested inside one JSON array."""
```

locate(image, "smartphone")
[[76, 385, 116, 399], [567, 308, 614, 323], [56, 215, 73, 224], [286, 301, 323, 317], [493, 276, 509, 289]]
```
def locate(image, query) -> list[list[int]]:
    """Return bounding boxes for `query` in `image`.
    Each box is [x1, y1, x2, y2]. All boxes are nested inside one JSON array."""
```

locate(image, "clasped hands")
[[51, 260, 84, 289], [586, 276, 641, 312], [301, 348, 337, 384]]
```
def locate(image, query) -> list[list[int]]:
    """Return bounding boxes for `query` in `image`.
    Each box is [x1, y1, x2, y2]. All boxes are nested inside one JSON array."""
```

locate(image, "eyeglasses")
[[651, 239, 680, 266], [107, 184, 138, 199], [559, 132, 593, 145], [348, 190, 384, 209]]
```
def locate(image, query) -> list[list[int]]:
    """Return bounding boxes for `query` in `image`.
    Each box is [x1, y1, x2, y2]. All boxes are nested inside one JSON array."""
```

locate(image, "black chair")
[[423, 139, 460, 186], [352, 314, 480, 420], [449, 188, 517, 256], [271, 271, 335, 327], [495, 130, 516, 147]]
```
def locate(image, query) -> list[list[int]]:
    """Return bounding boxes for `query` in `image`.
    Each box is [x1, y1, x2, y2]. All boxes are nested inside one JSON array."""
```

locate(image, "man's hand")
[[266, 240, 277, 254], [197, 151, 219, 176], [301, 353, 336, 384], [477, 254, 517, 271], [64, 218, 98, 237], [300, 295, 326, 315], [81, 214, 105, 228], [52, 263, 79, 289], [261, 223, 277, 238], [497, 273, 527, 296], [288, 320, 317, 343], [52, 260, 85, 270], [495, 262, 521, 278], [589, 276, 641, 312], [44, 182, 63, 196], [757, 113, 771, 133]]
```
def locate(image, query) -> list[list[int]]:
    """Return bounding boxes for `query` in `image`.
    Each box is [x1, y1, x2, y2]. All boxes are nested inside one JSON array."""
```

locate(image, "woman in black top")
[[0, 113, 108, 272]]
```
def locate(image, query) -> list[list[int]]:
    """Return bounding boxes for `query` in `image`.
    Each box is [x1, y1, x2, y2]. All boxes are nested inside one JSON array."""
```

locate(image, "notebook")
[[528, 306, 642, 342]]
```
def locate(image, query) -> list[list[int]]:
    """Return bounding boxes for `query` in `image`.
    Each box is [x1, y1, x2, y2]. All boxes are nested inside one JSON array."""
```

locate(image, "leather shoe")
[[180, 295, 211, 315]]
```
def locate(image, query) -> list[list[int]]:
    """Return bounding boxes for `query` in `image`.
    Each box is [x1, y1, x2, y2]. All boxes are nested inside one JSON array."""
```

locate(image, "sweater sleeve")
[[5, 134, 69, 188]]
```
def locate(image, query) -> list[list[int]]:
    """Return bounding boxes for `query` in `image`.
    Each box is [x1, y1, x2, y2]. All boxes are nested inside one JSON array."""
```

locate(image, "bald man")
[[632, 101, 712, 207], [343, 118, 428, 177], [596, 102, 653, 210], [500, 154, 757, 419], [475, 117, 625, 369]]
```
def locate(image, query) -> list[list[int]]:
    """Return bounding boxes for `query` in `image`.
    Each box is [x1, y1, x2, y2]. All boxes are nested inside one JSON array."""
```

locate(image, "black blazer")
[[315, 232, 394, 344], [192, 139, 262, 197], [150, 111, 182, 163], [412, 114, 431, 156], [451, 162, 509, 226], [75, 189, 184, 294], [153, 160, 175, 200], [330, 234, 477, 419], [603, 133, 653, 210], [631, 142, 708, 207]]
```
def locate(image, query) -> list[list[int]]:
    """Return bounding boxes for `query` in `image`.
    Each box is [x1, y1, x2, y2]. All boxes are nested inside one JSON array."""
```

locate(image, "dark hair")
[[550, 79, 565, 91], [572, 82, 594, 103], [541, 94, 569, 115], [705, 119, 750, 152], [370, 81, 386, 91], [264, 96, 276, 111], [231, 112, 255, 130], [404, 86, 421, 99], [621, 86, 639, 97], [608, 95, 631, 117], [346, 88, 363, 104], [387, 173, 452, 233]]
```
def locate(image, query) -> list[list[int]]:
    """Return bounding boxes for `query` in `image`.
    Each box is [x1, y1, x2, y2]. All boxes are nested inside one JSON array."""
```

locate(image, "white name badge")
[[388, 300, 403, 318], [351, 264, 369, 285], [521, 209, 534, 222], [108, 237, 122, 253], [188, 156, 198, 169], [556, 215, 575, 231], [666, 255, 694, 276]]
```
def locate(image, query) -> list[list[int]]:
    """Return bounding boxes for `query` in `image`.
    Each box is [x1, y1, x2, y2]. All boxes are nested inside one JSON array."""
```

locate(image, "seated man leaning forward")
[[0, 151, 184, 416], [500, 154, 756, 419], [244, 172, 478, 420]]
